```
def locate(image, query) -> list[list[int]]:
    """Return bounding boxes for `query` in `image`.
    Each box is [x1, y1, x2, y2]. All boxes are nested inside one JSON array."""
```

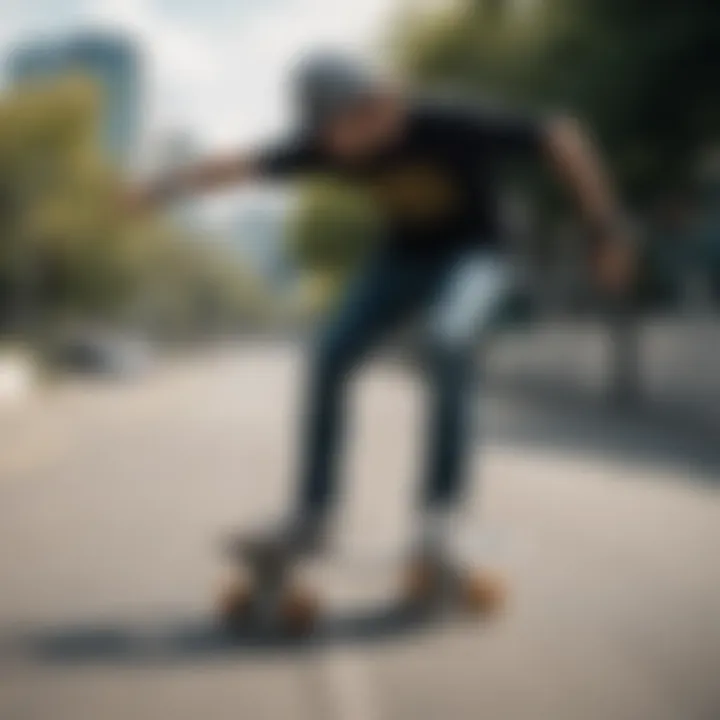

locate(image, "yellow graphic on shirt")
[[368, 163, 459, 224]]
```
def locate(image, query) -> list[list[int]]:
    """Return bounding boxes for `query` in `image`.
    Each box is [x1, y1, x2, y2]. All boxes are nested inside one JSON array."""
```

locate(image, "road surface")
[[1, 343, 719, 720]]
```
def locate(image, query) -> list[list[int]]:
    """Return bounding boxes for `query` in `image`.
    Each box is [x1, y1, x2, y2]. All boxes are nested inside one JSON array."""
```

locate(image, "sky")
[[0, 0, 400, 152]]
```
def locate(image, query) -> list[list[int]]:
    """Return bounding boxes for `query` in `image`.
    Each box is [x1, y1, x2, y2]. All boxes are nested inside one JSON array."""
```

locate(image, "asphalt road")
[[1, 343, 719, 720]]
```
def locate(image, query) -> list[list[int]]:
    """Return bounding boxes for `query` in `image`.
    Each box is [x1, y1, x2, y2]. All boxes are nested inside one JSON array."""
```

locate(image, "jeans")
[[298, 245, 510, 514]]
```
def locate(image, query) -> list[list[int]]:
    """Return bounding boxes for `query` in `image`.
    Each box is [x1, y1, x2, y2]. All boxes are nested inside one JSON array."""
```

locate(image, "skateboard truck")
[[218, 535, 507, 637], [219, 538, 319, 636], [402, 556, 507, 617]]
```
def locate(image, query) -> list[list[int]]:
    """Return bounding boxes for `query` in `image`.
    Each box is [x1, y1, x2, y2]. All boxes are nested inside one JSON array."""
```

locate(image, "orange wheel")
[[461, 569, 507, 616], [218, 577, 253, 628], [280, 587, 319, 636], [402, 560, 440, 608]]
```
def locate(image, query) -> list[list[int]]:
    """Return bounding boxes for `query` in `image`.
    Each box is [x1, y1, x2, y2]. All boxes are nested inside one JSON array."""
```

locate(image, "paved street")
[[1, 343, 719, 720]]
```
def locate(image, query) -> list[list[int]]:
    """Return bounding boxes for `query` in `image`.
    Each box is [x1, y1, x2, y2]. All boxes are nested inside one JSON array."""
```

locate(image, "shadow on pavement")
[[3, 604, 480, 665], [488, 383, 720, 485]]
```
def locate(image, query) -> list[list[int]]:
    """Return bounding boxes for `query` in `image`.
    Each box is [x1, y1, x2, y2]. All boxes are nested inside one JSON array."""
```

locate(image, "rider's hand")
[[593, 221, 637, 296], [121, 185, 156, 215], [121, 176, 180, 215]]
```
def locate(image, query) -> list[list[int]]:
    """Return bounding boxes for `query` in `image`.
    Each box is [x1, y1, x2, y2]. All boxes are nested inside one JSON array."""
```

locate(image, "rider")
[[132, 52, 633, 566]]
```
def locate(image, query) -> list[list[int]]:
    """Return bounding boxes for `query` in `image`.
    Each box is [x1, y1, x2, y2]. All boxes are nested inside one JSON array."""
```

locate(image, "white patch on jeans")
[[427, 252, 511, 347]]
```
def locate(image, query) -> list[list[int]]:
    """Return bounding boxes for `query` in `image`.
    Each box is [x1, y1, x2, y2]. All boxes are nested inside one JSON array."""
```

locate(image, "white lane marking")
[[305, 646, 382, 720]]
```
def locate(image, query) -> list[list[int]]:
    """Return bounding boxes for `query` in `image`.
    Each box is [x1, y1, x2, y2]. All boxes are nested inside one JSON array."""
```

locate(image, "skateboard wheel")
[[280, 588, 319, 636], [218, 577, 253, 629], [462, 570, 507, 616], [402, 560, 440, 608]]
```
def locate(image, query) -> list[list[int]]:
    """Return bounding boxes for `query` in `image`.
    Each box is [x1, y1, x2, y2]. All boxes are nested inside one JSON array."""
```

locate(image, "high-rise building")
[[7, 32, 141, 164]]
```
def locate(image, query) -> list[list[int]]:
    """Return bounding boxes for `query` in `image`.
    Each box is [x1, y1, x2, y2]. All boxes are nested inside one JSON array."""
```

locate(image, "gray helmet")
[[292, 51, 382, 134]]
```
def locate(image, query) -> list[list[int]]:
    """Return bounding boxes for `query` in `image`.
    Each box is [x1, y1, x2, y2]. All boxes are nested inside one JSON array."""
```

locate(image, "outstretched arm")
[[542, 116, 635, 293], [128, 150, 259, 210]]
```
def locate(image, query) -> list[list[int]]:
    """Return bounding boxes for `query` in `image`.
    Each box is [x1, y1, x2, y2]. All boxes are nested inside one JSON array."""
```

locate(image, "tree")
[[0, 75, 269, 344], [0, 75, 109, 331], [395, 0, 720, 202]]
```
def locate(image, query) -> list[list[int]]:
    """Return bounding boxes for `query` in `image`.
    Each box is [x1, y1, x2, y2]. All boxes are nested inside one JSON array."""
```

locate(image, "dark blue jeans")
[[298, 246, 509, 515]]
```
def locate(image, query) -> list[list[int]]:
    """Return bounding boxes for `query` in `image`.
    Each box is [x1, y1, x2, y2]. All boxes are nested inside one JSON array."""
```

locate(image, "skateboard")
[[217, 536, 507, 638], [217, 534, 320, 636]]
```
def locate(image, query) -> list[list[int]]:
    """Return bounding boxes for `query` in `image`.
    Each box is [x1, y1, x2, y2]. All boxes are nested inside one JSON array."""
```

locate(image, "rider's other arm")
[[134, 152, 259, 208], [453, 99, 633, 291], [542, 116, 622, 238], [467, 102, 626, 242], [131, 136, 319, 210], [541, 116, 634, 292]]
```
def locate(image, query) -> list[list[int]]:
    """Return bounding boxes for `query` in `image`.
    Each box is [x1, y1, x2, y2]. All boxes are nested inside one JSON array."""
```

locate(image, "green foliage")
[[0, 76, 267, 340], [0, 76, 111, 326], [287, 180, 381, 308], [395, 0, 720, 202]]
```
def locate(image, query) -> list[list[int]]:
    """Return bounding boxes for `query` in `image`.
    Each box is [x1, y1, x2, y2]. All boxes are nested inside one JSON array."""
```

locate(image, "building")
[[7, 32, 141, 164]]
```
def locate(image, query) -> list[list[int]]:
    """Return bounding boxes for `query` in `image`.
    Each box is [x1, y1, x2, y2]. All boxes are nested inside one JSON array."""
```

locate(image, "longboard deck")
[[218, 524, 509, 637], [218, 558, 508, 638], [218, 597, 465, 644]]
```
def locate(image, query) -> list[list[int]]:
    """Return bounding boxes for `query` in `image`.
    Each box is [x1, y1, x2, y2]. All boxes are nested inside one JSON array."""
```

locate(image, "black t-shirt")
[[256, 97, 544, 254]]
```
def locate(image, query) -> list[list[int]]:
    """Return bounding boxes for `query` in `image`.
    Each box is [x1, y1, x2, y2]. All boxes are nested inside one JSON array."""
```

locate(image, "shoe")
[[225, 512, 328, 565], [403, 509, 507, 615]]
